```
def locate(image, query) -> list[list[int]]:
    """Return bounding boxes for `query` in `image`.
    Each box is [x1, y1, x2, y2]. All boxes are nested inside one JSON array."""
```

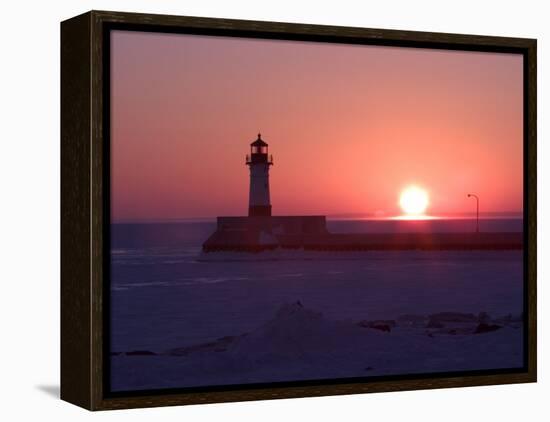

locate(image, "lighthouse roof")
[[251, 133, 268, 147]]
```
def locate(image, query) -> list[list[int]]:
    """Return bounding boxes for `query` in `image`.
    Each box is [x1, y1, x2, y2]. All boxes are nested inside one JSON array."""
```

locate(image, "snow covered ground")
[[109, 221, 524, 392], [111, 301, 523, 391]]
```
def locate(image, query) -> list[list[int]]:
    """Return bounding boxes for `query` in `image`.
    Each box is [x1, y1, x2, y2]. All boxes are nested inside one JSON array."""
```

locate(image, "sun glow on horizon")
[[390, 214, 440, 221], [399, 186, 429, 217]]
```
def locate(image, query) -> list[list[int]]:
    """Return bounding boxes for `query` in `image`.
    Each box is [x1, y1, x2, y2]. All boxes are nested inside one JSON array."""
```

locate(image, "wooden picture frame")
[[61, 10, 536, 410]]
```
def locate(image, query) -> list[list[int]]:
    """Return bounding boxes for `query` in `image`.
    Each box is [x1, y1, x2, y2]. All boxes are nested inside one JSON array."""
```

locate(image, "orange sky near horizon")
[[110, 31, 523, 222]]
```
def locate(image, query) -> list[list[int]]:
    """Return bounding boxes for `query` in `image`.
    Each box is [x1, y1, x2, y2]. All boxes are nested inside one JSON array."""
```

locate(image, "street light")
[[467, 194, 479, 233]]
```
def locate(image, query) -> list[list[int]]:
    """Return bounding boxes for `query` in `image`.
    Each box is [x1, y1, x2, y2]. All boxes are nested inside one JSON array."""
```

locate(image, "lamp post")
[[467, 194, 479, 233]]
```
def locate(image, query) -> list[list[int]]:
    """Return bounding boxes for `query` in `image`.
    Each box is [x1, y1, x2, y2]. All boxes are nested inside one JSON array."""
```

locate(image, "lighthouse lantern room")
[[246, 133, 273, 216]]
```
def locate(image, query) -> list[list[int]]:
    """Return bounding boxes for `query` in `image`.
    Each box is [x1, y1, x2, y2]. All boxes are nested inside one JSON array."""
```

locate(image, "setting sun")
[[399, 186, 429, 216]]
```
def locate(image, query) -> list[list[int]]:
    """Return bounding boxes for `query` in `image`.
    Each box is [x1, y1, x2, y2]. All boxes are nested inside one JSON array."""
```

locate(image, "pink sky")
[[110, 30, 523, 222]]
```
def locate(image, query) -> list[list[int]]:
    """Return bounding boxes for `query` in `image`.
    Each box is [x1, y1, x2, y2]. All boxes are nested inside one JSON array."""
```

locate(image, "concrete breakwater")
[[202, 216, 523, 252]]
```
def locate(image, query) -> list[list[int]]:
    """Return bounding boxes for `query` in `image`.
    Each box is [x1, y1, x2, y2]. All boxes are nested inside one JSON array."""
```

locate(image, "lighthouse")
[[202, 132, 328, 252], [246, 133, 273, 216]]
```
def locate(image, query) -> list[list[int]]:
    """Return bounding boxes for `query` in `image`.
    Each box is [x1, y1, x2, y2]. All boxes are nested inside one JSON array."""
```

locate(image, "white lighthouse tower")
[[246, 133, 273, 216]]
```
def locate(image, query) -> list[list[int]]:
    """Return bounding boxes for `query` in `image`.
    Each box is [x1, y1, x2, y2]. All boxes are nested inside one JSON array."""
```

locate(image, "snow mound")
[[227, 301, 387, 362]]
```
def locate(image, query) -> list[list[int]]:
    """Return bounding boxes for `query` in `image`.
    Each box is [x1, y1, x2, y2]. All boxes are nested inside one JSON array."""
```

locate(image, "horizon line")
[[111, 211, 524, 225]]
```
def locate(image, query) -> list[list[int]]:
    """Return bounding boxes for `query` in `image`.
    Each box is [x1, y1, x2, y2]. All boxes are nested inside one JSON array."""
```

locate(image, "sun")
[[399, 186, 429, 216]]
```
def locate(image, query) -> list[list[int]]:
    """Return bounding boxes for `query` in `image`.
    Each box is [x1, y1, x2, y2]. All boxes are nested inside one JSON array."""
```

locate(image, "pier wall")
[[217, 216, 328, 235], [202, 216, 523, 252]]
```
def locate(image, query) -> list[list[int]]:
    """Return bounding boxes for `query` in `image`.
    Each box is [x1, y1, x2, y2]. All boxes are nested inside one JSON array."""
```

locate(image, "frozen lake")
[[109, 219, 524, 391]]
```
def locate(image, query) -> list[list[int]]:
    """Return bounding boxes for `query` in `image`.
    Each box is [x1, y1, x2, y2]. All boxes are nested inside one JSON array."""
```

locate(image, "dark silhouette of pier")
[[202, 216, 522, 252]]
